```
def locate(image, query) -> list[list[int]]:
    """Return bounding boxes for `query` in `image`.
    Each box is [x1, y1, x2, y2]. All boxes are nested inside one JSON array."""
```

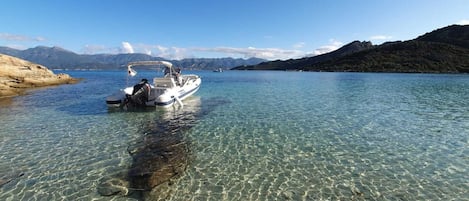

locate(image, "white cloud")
[[370, 35, 393, 40], [121, 42, 134, 54], [5, 44, 27, 50], [0, 33, 29, 41], [81, 43, 191, 59], [82, 44, 108, 54], [155, 45, 168, 52], [310, 39, 344, 56], [192, 46, 304, 60], [158, 47, 191, 60], [141, 45, 191, 60], [293, 42, 305, 49], [0, 33, 46, 42], [456, 19, 469, 25], [35, 36, 46, 41], [78, 41, 346, 60]]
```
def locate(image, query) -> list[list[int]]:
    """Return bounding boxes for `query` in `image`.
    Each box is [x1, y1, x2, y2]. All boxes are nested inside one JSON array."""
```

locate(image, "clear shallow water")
[[1, 70, 468, 200]]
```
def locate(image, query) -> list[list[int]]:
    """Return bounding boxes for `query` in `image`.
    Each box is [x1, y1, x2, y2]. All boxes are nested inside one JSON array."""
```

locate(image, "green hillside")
[[233, 25, 469, 73]]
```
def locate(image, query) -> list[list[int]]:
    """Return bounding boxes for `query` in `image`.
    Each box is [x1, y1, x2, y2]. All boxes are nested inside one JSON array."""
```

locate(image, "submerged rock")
[[100, 97, 230, 200], [0, 53, 79, 97], [128, 129, 190, 191], [126, 98, 201, 200]]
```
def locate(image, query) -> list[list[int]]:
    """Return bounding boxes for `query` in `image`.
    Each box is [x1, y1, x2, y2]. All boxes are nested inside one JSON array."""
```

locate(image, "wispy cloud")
[[81, 43, 192, 59], [293, 42, 305, 49], [309, 39, 344, 56], [193, 46, 304, 60], [139, 44, 192, 60], [0, 33, 45, 42], [82, 44, 108, 54], [456, 19, 469, 25], [80, 39, 348, 60], [88, 43, 305, 60], [156, 46, 191, 60], [370, 35, 393, 40], [151, 45, 305, 60], [4, 44, 27, 50]]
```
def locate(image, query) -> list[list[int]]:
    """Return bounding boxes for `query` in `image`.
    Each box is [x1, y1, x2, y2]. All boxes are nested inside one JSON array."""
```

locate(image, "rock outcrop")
[[0, 53, 79, 97]]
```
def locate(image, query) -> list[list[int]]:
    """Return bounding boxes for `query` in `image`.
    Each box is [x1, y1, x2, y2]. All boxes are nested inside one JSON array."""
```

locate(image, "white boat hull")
[[106, 74, 201, 108]]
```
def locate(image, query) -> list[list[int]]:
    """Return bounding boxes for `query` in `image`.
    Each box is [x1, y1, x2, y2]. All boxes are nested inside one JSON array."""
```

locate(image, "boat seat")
[[153, 77, 176, 88]]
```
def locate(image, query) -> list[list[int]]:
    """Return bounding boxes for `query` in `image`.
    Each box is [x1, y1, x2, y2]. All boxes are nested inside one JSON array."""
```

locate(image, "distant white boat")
[[213, 68, 223, 72], [106, 61, 201, 108]]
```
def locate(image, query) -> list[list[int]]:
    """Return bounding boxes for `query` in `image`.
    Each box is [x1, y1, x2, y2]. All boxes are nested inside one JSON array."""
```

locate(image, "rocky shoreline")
[[0, 54, 79, 97]]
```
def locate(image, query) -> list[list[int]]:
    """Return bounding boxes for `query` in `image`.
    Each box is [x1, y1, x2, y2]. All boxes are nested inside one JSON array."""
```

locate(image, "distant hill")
[[233, 25, 469, 73], [0, 46, 266, 70], [0, 46, 21, 56], [176, 57, 265, 70]]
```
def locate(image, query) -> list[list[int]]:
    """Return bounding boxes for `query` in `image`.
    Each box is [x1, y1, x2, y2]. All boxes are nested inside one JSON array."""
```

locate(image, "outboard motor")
[[123, 79, 150, 108]]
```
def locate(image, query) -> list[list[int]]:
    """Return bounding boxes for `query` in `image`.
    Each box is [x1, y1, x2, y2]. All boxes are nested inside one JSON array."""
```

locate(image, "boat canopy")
[[127, 61, 173, 68], [127, 61, 173, 77]]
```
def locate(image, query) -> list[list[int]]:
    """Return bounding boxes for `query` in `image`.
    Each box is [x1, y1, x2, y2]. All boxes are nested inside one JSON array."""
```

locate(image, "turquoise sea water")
[[0, 70, 468, 200]]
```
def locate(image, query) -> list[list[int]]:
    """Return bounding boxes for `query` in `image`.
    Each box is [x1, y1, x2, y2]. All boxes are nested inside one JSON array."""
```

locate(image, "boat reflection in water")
[[99, 96, 229, 200]]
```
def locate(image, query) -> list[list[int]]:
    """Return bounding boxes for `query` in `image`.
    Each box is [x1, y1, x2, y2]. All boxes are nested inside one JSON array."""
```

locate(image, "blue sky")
[[1, 0, 468, 60]]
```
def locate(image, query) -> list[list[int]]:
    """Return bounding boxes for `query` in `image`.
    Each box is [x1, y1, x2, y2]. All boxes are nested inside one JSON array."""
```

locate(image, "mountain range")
[[233, 25, 469, 73], [0, 46, 266, 70]]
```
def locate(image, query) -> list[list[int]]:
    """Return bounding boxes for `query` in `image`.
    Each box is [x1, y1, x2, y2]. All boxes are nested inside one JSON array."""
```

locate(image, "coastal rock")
[[0, 53, 79, 97]]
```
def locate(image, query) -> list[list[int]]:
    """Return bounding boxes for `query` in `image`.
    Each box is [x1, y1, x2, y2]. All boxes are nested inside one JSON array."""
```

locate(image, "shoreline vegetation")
[[232, 25, 469, 73], [0, 54, 80, 98]]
